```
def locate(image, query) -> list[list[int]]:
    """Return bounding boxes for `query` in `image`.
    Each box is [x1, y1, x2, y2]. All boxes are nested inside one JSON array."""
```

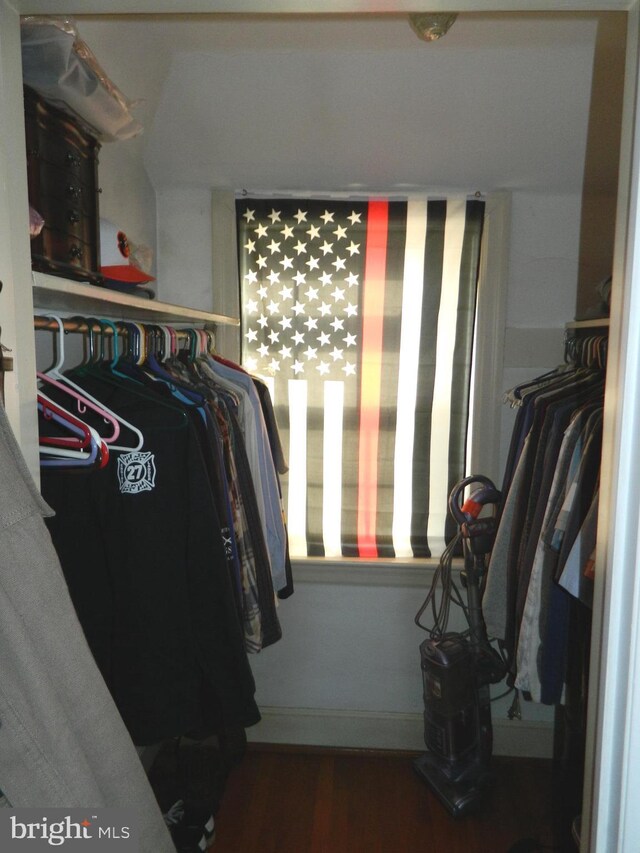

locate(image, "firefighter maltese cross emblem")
[[117, 451, 157, 494]]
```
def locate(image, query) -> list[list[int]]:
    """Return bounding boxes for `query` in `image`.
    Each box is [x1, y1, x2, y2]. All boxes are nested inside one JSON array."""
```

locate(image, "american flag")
[[238, 197, 484, 559]]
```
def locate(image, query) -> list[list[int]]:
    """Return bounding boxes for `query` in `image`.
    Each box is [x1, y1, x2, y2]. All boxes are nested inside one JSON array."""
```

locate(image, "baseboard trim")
[[247, 706, 554, 759]]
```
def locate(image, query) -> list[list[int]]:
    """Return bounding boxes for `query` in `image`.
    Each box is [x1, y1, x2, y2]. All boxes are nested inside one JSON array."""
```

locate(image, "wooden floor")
[[213, 745, 572, 853]]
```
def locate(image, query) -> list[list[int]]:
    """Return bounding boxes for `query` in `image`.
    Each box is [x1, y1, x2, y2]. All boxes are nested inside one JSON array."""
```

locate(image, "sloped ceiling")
[[77, 13, 620, 196]]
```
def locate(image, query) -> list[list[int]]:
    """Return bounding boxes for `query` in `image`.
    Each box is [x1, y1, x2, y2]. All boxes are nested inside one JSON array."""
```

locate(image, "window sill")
[[290, 556, 463, 587]]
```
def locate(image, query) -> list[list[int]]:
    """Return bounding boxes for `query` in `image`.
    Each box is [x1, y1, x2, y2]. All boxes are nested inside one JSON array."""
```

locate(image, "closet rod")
[[33, 315, 207, 346]]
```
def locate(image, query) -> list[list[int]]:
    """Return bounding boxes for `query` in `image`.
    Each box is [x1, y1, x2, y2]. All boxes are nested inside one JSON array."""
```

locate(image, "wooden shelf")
[[32, 272, 240, 327], [565, 318, 610, 329]]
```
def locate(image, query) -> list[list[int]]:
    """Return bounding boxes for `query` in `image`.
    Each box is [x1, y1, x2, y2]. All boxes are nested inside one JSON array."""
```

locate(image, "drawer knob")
[[67, 209, 81, 224], [68, 245, 83, 260], [65, 153, 81, 167], [67, 185, 82, 198]]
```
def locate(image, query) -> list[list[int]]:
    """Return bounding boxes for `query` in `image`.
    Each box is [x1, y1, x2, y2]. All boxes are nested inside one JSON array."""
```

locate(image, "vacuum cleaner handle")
[[448, 475, 501, 526], [449, 475, 501, 558]]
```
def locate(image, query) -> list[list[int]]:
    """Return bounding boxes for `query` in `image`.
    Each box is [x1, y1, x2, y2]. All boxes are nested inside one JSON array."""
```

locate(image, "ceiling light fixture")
[[408, 12, 458, 42]]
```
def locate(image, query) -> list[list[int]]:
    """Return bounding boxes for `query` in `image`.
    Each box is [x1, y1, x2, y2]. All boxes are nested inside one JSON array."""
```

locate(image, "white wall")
[[98, 142, 158, 277], [155, 187, 213, 309]]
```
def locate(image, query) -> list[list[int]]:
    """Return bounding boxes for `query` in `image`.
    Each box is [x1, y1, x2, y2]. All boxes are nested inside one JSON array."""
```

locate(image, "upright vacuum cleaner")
[[413, 475, 506, 817]]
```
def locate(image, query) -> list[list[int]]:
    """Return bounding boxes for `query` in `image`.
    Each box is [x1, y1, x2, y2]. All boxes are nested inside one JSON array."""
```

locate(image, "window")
[[238, 196, 485, 559]]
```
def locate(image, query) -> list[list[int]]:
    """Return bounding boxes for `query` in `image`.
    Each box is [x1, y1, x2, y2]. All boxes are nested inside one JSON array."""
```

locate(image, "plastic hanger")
[[38, 392, 93, 450], [38, 392, 109, 469], [46, 315, 145, 452], [81, 319, 190, 428], [37, 369, 121, 442], [38, 315, 121, 442]]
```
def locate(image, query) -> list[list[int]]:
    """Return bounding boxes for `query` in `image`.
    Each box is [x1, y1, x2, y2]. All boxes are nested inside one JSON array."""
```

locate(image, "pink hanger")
[[37, 370, 121, 443]]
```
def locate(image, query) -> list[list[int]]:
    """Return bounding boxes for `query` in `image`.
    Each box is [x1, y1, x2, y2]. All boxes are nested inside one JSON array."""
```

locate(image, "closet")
[[2, 3, 640, 852]]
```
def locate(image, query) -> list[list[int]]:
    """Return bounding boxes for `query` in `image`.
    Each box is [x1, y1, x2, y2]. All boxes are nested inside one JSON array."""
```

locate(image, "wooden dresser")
[[24, 86, 102, 285]]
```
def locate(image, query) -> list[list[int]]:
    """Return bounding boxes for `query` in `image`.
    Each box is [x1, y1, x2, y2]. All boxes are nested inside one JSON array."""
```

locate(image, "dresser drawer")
[[30, 195, 96, 244], [31, 227, 98, 279], [26, 131, 95, 179], [27, 162, 99, 218]]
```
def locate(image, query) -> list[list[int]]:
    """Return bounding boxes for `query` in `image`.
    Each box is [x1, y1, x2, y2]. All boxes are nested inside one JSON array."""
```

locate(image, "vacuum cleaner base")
[[412, 751, 490, 818]]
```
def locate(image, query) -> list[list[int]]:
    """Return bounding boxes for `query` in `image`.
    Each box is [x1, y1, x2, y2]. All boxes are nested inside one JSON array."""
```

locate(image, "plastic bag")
[[21, 16, 143, 143]]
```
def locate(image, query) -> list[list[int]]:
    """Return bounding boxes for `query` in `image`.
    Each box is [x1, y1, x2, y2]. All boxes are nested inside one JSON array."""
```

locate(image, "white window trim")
[[291, 555, 463, 587], [467, 191, 511, 487]]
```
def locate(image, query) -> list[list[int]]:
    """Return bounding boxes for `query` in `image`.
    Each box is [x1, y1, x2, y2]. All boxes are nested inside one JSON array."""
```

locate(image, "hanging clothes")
[[192, 354, 289, 592], [483, 347, 605, 705], [144, 347, 285, 647], [0, 402, 174, 851], [40, 364, 261, 745], [35, 318, 291, 747]]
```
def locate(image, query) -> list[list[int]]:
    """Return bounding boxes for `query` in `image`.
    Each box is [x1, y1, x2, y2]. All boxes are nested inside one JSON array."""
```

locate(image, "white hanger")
[[40, 315, 145, 452]]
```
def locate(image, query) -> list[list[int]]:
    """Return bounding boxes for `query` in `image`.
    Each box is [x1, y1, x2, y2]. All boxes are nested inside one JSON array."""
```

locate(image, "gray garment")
[[0, 405, 174, 852], [483, 432, 531, 640]]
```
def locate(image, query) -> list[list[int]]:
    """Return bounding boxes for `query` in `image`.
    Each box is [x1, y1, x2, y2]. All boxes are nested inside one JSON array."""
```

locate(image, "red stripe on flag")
[[357, 200, 389, 557]]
